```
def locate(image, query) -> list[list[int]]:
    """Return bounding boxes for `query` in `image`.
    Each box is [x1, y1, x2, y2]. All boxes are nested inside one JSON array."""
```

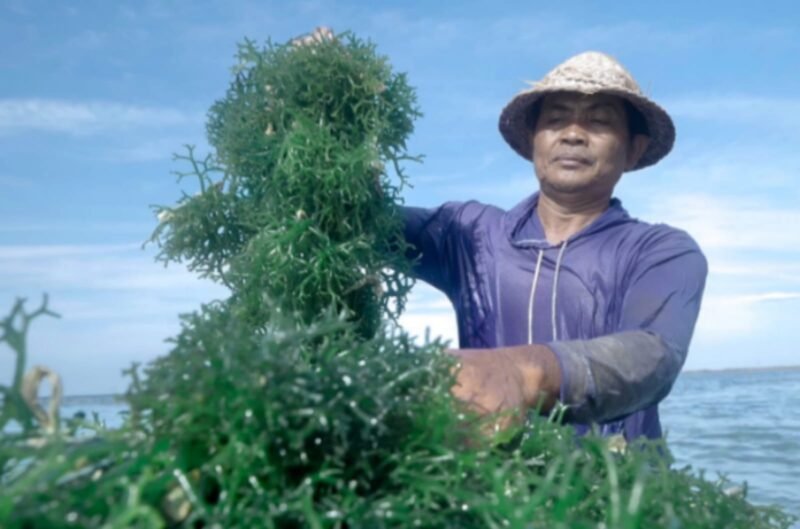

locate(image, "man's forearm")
[[548, 331, 685, 424]]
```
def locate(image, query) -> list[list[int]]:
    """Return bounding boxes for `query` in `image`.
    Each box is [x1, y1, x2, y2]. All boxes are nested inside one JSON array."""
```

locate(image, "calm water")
[[660, 368, 800, 521], [33, 369, 800, 523]]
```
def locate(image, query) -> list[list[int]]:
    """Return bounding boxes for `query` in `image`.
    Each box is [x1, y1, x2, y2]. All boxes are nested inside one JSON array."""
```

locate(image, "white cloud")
[[710, 262, 800, 284], [106, 137, 206, 163], [663, 149, 798, 189], [666, 94, 800, 127], [404, 282, 453, 311], [0, 243, 228, 394], [0, 243, 227, 295], [695, 290, 800, 341], [399, 282, 457, 345], [0, 243, 139, 259], [398, 311, 458, 346], [0, 99, 201, 135], [634, 189, 800, 355], [644, 193, 800, 252], [734, 292, 800, 303], [1, 317, 184, 395]]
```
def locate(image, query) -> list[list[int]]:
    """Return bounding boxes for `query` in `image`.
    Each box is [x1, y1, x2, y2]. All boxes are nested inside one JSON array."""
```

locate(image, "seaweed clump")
[[1, 31, 796, 529]]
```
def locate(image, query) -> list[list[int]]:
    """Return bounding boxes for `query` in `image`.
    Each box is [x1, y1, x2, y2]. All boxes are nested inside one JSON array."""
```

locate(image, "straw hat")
[[498, 51, 675, 171]]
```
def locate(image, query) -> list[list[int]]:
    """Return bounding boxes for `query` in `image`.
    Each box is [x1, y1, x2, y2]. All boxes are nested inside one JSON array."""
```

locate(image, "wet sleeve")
[[548, 228, 708, 424], [400, 203, 467, 297]]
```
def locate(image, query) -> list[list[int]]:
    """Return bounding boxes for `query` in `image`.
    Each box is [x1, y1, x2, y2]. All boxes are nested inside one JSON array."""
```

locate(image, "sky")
[[2, 0, 800, 395]]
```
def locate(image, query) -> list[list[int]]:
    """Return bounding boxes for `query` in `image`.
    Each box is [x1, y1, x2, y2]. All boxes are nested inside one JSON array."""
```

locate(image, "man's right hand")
[[447, 344, 562, 434], [291, 26, 334, 47]]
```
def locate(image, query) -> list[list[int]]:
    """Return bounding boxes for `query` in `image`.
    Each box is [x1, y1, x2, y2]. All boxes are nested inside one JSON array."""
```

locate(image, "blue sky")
[[2, 0, 800, 394]]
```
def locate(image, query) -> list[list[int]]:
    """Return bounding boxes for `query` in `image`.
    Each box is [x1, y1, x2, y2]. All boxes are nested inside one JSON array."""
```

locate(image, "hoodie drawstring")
[[527, 249, 544, 345], [551, 240, 568, 341], [527, 240, 568, 344]]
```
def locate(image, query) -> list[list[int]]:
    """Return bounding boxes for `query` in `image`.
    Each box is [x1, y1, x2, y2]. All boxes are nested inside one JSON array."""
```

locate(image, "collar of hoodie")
[[504, 191, 633, 250], [503, 191, 632, 343]]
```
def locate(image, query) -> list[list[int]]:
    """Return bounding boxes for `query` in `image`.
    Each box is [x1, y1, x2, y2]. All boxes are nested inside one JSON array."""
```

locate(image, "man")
[[403, 51, 707, 440]]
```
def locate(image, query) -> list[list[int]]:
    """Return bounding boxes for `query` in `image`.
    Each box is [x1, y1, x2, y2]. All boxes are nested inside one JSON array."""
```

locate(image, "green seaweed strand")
[[0, 31, 796, 529]]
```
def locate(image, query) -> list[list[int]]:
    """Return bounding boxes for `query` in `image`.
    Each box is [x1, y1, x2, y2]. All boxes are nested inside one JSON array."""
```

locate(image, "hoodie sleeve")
[[402, 202, 489, 299], [548, 227, 708, 424], [401, 204, 462, 296]]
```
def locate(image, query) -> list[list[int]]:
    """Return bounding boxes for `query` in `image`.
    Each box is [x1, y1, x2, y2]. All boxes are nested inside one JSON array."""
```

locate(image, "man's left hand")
[[447, 344, 562, 431]]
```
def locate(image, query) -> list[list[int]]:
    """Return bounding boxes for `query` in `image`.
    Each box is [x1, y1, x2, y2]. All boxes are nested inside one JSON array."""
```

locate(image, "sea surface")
[[660, 368, 800, 522], [13, 368, 800, 524]]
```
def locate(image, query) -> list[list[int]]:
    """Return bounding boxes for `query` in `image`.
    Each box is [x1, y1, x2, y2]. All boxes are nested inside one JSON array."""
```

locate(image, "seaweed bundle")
[[0, 31, 795, 529]]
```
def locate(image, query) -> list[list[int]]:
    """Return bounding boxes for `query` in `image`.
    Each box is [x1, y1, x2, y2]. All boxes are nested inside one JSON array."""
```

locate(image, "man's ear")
[[625, 134, 650, 170]]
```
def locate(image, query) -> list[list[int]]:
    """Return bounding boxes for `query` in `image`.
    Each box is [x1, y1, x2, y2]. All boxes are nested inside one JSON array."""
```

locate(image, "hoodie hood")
[[505, 192, 635, 249]]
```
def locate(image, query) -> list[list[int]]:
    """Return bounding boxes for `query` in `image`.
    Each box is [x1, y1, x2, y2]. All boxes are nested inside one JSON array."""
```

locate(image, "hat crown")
[[536, 51, 642, 96], [499, 50, 675, 170]]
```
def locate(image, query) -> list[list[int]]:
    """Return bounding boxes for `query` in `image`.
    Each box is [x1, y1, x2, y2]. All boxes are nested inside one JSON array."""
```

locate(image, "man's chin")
[[540, 176, 595, 195]]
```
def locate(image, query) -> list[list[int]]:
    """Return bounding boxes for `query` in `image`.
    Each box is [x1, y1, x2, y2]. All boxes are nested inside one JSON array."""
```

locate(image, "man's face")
[[531, 92, 648, 199]]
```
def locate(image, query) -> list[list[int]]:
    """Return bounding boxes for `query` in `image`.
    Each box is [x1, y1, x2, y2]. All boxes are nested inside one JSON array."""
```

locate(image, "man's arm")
[[451, 228, 707, 426], [401, 203, 471, 297], [548, 229, 707, 423]]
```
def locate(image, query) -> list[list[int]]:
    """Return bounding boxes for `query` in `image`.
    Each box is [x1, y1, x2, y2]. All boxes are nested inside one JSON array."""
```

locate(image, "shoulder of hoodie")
[[434, 200, 505, 229], [437, 200, 706, 264], [438, 199, 703, 247], [618, 216, 708, 275]]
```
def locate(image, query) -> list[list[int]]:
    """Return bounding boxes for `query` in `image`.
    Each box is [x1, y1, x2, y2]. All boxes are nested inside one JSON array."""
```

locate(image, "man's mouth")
[[553, 155, 591, 169]]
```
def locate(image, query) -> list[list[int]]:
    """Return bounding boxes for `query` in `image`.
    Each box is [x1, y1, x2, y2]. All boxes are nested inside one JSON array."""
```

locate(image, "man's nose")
[[560, 122, 588, 145]]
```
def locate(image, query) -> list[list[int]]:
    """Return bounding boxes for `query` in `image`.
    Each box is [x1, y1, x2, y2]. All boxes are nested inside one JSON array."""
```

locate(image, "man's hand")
[[291, 26, 334, 47], [448, 344, 562, 432]]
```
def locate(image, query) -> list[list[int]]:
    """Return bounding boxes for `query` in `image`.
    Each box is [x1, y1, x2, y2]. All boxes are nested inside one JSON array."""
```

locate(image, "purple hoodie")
[[403, 192, 707, 440]]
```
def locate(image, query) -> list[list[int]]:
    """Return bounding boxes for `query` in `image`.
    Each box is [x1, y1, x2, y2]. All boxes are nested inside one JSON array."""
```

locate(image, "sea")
[[660, 368, 800, 522], [12, 368, 800, 523]]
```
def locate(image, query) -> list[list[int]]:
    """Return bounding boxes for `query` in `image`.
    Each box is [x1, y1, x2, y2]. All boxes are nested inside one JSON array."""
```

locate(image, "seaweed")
[[1, 30, 795, 529]]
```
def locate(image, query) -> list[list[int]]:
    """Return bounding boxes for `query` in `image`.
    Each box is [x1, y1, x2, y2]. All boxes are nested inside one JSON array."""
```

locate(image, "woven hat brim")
[[498, 87, 675, 171]]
